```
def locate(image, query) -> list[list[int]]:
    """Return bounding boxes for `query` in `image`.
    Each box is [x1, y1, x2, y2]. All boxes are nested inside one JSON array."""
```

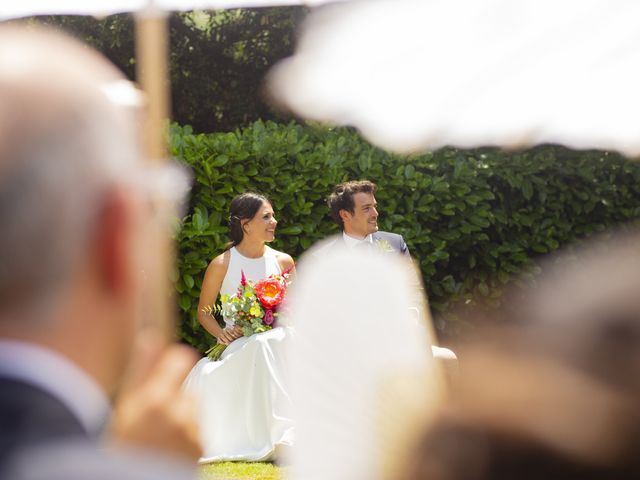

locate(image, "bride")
[[184, 192, 295, 463]]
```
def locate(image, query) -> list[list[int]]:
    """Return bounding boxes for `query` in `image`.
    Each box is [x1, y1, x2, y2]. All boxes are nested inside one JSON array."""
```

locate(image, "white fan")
[[269, 0, 640, 156], [287, 246, 443, 480]]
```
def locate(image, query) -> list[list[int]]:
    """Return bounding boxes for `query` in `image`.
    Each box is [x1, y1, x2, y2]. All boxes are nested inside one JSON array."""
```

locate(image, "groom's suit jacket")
[[314, 231, 411, 257]]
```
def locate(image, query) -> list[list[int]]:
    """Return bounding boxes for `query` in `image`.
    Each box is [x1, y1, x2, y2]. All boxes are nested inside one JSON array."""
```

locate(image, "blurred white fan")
[[268, 0, 640, 156], [287, 247, 441, 480]]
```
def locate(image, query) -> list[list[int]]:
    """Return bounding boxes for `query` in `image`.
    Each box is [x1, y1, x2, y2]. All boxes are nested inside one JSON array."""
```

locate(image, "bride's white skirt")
[[184, 327, 294, 463]]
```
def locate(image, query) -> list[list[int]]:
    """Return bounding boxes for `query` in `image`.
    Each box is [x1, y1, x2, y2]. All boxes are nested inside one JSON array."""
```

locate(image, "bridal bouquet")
[[205, 269, 291, 360]]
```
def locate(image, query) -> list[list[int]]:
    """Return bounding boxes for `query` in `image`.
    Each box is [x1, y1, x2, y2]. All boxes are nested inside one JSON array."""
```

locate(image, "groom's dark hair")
[[327, 180, 377, 228]]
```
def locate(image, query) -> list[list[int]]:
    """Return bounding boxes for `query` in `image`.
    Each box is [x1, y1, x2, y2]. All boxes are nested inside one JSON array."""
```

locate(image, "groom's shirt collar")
[[342, 231, 373, 248]]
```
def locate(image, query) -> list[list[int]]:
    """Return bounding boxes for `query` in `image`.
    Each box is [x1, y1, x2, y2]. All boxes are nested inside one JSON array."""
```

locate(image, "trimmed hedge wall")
[[170, 121, 640, 350]]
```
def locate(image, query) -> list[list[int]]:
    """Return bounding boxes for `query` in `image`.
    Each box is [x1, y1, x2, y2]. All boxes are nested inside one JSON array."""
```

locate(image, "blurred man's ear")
[[339, 209, 351, 225], [93, 188, 136, 296]]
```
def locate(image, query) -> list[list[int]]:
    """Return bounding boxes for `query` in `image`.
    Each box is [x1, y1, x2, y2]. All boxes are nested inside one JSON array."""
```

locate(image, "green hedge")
[[170, 121, 640, 350]]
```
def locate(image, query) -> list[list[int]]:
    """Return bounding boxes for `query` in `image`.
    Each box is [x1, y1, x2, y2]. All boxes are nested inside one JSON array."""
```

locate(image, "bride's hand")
[[216, 326, 243, 345], [230, 325, 243, 338]]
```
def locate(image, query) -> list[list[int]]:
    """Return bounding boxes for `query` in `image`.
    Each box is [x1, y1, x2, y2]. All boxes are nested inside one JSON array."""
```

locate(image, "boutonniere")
[[375, 238, 394, 252]]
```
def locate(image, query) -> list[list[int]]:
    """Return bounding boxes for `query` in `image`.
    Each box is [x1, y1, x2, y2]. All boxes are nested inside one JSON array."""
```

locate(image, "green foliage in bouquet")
[[171, 120, 640, 346], [219, 289, 272, 337]]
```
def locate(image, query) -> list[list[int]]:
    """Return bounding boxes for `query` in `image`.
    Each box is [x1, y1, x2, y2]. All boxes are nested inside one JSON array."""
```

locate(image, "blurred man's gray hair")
[[0, 27, 143, 317]]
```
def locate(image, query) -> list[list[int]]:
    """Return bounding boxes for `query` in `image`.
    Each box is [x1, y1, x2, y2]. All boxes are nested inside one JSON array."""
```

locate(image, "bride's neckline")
[[233, 245, 268, 260]]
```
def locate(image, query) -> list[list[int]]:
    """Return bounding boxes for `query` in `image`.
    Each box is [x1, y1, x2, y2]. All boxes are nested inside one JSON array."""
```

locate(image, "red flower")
[[254, 277, 286, 309]]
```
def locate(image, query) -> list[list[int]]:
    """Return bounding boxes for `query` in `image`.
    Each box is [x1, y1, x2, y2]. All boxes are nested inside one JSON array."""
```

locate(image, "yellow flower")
[[249, 303, 262, 317]]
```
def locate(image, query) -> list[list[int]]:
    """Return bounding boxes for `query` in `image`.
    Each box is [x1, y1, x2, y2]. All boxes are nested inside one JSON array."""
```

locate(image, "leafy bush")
[[170, 121, 640, 348], [35, 8, 303, 133]]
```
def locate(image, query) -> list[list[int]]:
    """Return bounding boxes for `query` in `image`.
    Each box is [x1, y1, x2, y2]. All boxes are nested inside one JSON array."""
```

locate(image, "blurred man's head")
[[0, 26, 159, 396], [327, 180, 379, 238]]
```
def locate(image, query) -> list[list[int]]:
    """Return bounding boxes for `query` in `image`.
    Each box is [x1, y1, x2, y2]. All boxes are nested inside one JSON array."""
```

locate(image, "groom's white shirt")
[[342, 232, 373, 248], [0, 339, 110, 435]]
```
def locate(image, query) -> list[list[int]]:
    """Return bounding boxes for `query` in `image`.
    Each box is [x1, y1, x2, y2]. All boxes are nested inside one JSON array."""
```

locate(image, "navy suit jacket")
[[0, 377, 196, 480], [0, 377, 88, 463]]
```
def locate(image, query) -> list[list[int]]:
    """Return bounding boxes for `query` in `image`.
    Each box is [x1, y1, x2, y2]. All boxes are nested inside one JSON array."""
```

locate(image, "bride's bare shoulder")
[[271, 248, 295, 272], [208, 249, 231, 272]]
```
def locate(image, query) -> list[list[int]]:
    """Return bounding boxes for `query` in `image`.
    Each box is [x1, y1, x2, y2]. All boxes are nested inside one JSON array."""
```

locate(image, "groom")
[[324, 180, 410, 256], [320, 180, 458, 375]]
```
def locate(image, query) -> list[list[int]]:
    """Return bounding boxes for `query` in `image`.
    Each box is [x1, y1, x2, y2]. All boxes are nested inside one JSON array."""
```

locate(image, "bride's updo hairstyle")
[[225, 192, 270, 250]]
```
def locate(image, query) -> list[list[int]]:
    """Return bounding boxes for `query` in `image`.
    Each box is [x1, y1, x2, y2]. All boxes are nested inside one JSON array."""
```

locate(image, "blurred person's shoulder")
[[2, 440, 196, 480], [307, 234, 345, 259]]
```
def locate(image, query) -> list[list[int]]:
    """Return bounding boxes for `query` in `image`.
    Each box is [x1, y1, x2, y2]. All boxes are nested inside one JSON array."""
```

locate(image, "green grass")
[[200, 462, 285, 480]]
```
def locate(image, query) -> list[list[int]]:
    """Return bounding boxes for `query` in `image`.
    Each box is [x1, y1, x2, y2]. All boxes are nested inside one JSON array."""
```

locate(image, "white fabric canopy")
[[268, 0, 640, 156], [0, 0, 345, 20]]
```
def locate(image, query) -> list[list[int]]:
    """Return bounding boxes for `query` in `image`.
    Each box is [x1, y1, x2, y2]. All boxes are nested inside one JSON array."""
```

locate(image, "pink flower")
[[263, 309, 274, 326], [240, 270, 247, 286]]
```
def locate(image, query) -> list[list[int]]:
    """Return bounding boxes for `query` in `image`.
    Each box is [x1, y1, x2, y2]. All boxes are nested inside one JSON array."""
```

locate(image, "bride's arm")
[[197, 252, 242, 345], [276, 252, 296, 278]]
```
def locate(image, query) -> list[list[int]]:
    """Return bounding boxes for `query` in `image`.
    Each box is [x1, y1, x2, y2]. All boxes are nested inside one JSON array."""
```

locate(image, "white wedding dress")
[[184, 246, 294, 463]]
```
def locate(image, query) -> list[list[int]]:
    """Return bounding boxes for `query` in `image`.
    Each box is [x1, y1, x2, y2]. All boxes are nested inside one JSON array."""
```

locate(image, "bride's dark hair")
[[225, 192, 270, 251]]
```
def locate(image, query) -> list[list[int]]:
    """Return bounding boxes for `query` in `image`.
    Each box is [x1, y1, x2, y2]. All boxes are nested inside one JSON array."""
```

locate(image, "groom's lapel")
[[371, 233, 382, 252], [371, 233, 379, 249], [371, 232, 398, 254]]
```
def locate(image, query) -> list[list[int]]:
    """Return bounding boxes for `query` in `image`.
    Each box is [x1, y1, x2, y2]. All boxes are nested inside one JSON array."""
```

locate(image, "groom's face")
[[342, 192, 379, 238]]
